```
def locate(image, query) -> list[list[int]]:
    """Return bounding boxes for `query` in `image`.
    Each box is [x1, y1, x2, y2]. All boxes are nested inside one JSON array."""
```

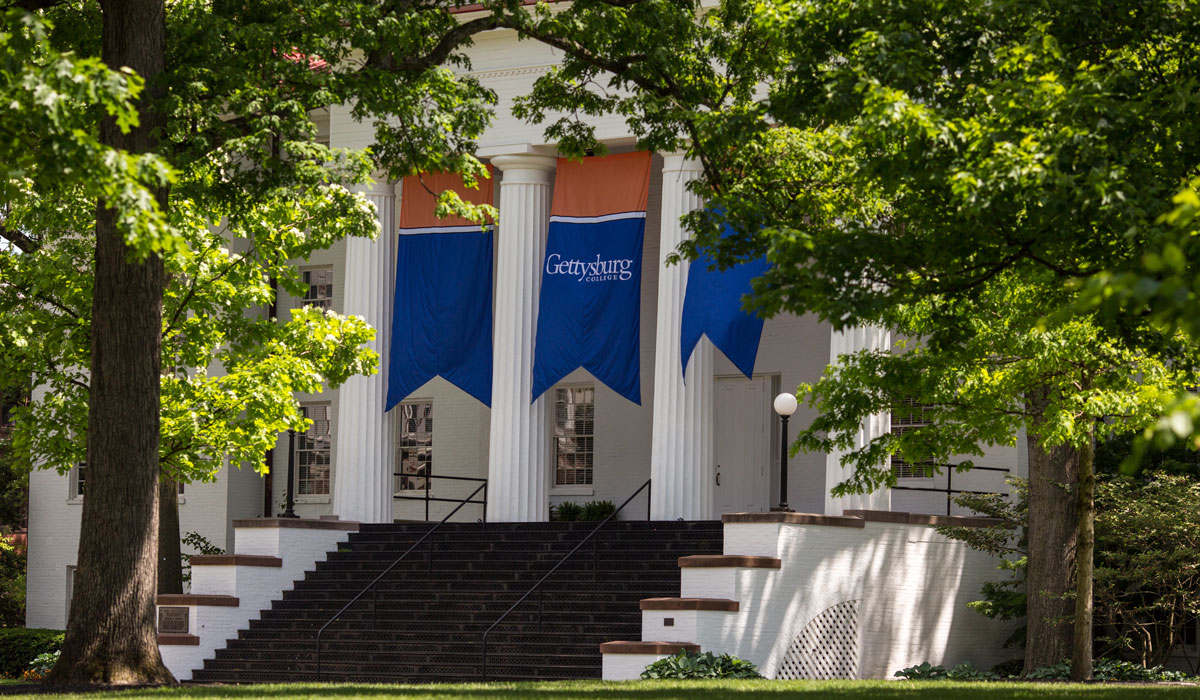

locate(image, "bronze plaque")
[[158, 606, 189, 635]]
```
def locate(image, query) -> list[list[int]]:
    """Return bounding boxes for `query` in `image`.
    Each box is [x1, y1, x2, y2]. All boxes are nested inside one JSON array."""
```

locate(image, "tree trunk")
[[1023, 390, 1079, 675], [157, 478, 182, 595], [45, 0, 173, 685], [1071, 427, 1096, 681]]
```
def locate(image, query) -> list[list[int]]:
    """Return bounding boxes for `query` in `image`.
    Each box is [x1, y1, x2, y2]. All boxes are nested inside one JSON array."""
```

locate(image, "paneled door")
[[714, 375, 772, 515]]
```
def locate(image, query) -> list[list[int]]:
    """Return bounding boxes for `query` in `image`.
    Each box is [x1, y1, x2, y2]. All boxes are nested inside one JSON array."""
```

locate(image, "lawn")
[[3, 680, 1199, 699]]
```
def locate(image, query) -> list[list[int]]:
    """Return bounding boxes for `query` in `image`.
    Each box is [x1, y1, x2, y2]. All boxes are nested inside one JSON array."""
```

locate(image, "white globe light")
[[773, 392, 798, 417]]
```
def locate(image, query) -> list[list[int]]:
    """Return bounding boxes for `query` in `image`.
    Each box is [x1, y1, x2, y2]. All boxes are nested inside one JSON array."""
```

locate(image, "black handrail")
[[892, 464, 1010, 515], [315, 480, 487, 680], [479, 478, 652, 681], [394, 473, 488, 522]]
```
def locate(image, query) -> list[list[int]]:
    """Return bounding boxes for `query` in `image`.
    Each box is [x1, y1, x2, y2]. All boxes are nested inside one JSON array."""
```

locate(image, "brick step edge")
[[599, 641, 700, 654]]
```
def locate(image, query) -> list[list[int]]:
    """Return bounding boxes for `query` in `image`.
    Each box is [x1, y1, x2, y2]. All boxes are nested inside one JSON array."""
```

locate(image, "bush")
[[0, 628, 63, 677], [938, 473, 1200, 670], [900, 657, 1196, 682], [641, 650, 762, 679], [990, 658, 1024, 678], [579, 500, 616, 521], [0, 540, 25, 627], [550, 502, 583, 522], [551, 500, 617, 521], [22, 650, 59, 681], [894, 662, 949, 680], [1027, 658, 1194, 682]]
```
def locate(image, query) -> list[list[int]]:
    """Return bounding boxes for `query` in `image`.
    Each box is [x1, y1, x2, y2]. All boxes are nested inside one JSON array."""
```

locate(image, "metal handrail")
[[315, 480, 487, 680], [394, 473, 488, 522], [479, 478, 652, 680], [892, 464, 1010, 515]]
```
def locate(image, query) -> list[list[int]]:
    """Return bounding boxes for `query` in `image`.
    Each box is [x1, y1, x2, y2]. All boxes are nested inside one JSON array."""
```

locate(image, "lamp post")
[[772, 393, 798, 512], [278, 428, 299, 518]]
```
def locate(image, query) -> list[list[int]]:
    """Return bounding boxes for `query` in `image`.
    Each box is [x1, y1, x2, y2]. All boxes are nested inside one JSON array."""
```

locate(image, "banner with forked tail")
[[387, 170, 494, 408], [680, 222, 770, 380], [533, 152, 652, 404]]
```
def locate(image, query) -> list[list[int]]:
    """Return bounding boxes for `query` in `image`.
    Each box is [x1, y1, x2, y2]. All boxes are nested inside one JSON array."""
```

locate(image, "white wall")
[[26, 458, 244, 630], [621, 515, 1019, 679]]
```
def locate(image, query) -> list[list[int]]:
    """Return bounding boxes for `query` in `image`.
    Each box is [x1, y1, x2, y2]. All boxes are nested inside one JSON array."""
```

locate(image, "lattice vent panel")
[[776, 600, 859, 680]]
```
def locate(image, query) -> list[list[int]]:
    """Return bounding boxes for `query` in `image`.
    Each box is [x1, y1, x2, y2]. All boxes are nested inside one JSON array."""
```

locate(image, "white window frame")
[[67, 462, 85, 503], [394, 400, 433, 494], [891, 397, 936, 480], [552, 384, 595, 491], [295, 403, 332, 500], [300, 266, 334, 311]]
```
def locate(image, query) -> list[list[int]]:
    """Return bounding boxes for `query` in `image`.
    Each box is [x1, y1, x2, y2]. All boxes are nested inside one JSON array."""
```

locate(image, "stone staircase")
[[189, 520, 723, 683]]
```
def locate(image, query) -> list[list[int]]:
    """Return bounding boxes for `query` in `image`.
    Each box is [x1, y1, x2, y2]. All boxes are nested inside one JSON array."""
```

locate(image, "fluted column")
[[486, 152, 556, 522], [332, 179, 396, 523], [823, 325, 892, 515], [649, 154, 715, 520]]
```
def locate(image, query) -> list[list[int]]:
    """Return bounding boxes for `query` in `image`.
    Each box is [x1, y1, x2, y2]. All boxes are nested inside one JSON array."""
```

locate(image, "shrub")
[[938, 473, 1200, 670], [551, 502, 583, 522], [22, 650, 59, 680], [947, 662, 1000, 681], [0, 540, 24, 628], [579, 500, 616, 521], [1026, 658, 1194, 682], [894, 662, 949, 680], [902, 657, 1196, 682], [990, 658, 1024, 678], [641, 650, 762, 679], [0, 628, 63, 677]]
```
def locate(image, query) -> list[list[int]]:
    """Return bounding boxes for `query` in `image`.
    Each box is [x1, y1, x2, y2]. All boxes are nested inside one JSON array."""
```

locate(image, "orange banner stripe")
[[550, 152, 651, 218], [399, 168, 494, 230]]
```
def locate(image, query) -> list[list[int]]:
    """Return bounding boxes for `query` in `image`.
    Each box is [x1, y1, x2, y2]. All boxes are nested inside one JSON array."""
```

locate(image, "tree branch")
[[0, 219, 38, 254], [367, 16, 502, 73]]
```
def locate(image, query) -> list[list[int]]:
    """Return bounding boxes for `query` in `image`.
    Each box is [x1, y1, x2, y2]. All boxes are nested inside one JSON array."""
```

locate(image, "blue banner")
[[680, 224, 769, 379], [387, 231, 493, 408], [532, 213, 645, 404]]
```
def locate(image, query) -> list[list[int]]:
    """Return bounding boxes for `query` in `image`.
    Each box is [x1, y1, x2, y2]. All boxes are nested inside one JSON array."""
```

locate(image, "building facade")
[[25, 20, 1020, 632]]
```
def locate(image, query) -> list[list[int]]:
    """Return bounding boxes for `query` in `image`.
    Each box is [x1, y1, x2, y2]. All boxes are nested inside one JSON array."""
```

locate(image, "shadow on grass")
[[17, 680, 1200, 700]]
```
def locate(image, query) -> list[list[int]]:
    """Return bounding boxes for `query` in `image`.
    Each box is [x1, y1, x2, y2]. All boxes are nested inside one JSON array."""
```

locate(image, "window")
[[71, 461, 85, 498], [296, 404, 332, 495], [395, 402, 432, 492], [301, 268, 334, 310], [554, 386, 595, 486], [891, 397, 936, 479]]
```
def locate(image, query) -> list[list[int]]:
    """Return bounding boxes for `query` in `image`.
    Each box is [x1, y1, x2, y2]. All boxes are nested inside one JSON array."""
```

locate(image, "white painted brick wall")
[[161, 521, 357, 680], [608, 518, 1018, 681], [603, 652, 672, 681], [26, 455, 240, 630]]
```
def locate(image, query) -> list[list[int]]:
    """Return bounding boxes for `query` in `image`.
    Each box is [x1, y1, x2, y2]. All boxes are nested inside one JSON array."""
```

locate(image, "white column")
[[823, 325, 892, 515], [649, 154, 715, 521], [331, 179, 396, 523], [485, 151, 556, 522]]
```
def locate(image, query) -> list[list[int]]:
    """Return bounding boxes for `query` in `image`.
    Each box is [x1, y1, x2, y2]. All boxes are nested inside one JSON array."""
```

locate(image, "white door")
[[714, 375, 771, 514]]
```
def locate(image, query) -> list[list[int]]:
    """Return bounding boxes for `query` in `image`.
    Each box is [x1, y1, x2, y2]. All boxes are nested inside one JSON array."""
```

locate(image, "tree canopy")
[[510, 0, 1200, 679]]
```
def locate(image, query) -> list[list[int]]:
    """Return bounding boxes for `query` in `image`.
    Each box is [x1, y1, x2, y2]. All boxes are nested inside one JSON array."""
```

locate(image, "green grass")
[[4, 680, 1198, 700], [0, 678, 29, 685]]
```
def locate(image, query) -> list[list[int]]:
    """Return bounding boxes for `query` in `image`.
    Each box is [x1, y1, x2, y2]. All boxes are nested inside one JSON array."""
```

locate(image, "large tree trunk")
[[1023, 391, 1079, 675], [157, 478, 182, 595], [1071, 428, 1096, 681], [45, 0, 173, 685]]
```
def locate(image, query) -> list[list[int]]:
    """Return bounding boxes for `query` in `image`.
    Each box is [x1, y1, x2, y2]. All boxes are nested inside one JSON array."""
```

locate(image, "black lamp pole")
[[774, 414, 791, 512], [279, 429, 299, 518]]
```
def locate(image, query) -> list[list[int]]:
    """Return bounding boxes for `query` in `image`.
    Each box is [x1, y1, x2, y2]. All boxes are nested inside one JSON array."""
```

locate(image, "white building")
[[25, 14, 1021, 680]]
